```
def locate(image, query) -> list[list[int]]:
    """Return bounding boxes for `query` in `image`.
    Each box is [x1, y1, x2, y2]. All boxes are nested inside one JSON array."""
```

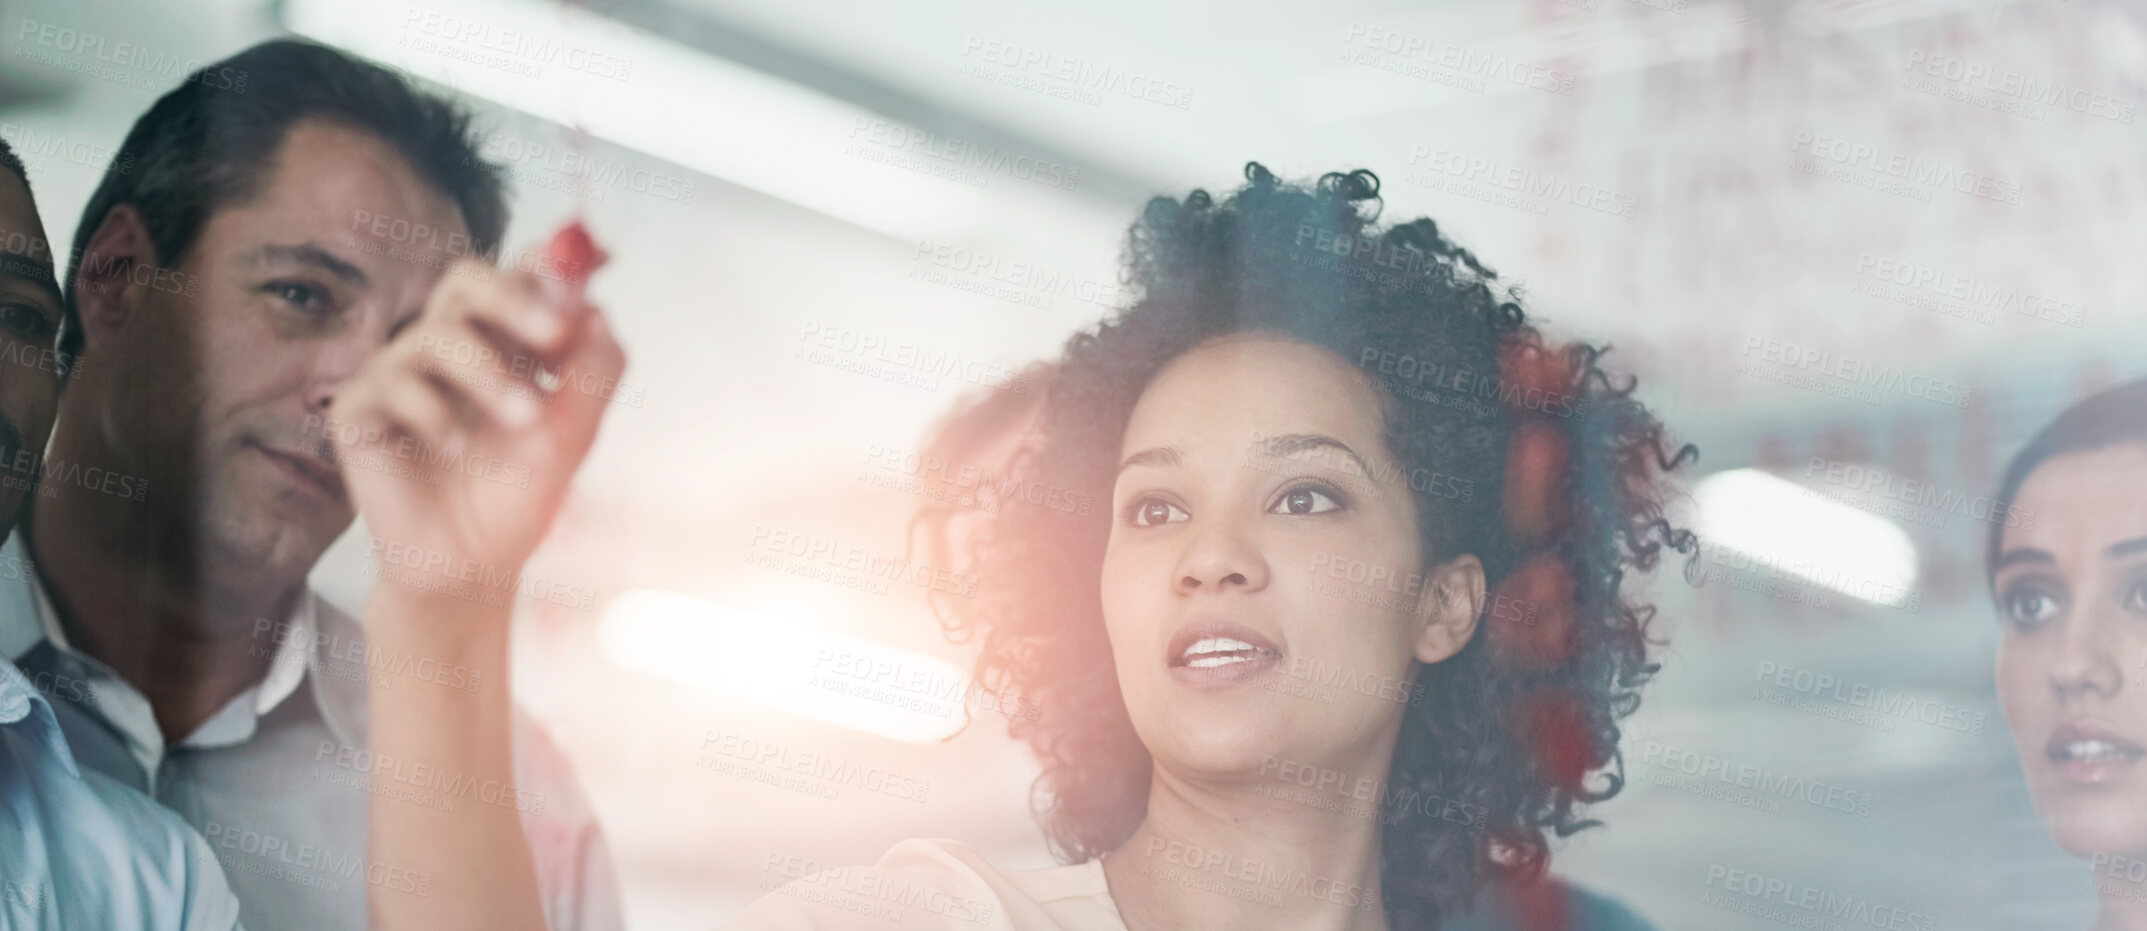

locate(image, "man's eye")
[[2001, 587, 2063, 629], [0, 302, 53, 340], [1271, 484, 1342, 516], [1126, 498, 1189, 528], [268, 282, 329, 313], [2125, 580, 2147, 614]]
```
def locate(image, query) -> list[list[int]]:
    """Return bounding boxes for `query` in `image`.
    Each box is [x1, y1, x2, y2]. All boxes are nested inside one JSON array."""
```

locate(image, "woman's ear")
[[72, 203, 157, 353], [1414, 554, 1485, 664]]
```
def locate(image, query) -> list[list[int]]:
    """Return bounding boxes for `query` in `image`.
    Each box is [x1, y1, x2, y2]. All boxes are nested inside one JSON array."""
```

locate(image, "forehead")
[[200, 118, 468, 259], [2002, 443, 2147, 563], [1121, 334, 1388, 456]]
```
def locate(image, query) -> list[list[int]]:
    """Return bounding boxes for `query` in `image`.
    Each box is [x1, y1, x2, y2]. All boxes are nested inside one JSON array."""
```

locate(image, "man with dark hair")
[[0, 39, 623, 929], [0, 138, 243, 930]]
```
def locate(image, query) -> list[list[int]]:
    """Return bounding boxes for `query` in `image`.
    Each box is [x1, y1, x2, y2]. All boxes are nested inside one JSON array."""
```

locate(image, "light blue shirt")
[[0, 651, 245, 930], [0, 533, 621, 930]]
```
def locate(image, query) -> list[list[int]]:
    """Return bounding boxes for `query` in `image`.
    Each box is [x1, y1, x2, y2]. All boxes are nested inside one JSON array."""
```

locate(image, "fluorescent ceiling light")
[[284, 0, 981, 240], [1693, 468, 1919, 608], [598, 589, 971, 743]]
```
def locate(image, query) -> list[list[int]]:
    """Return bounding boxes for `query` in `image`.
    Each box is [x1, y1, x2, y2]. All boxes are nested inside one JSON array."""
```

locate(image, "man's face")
[[89, 118, 471, 579], [0, 169, 63, 541]]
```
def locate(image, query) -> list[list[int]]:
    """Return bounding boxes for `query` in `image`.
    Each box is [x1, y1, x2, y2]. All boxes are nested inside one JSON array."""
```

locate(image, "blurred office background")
[[2, 0, 2141, 925]]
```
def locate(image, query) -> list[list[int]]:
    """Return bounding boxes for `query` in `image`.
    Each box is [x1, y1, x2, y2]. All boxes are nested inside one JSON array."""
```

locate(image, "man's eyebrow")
[[2109, 537, 2147, 561], [0, 249, 61, 306], [1993, 547, 2054, 572], [1256, 432, 1372, 477], [1118, 446, 1182, 476], [251, 243, 368, 289]]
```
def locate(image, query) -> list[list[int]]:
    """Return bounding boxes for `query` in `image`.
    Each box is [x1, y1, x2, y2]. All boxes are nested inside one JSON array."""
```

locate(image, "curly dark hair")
[[922, 163, 1698, 929]]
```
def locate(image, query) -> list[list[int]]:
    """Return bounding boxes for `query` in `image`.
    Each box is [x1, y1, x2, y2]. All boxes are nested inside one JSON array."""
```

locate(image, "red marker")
[[543, 220, 608, 288]]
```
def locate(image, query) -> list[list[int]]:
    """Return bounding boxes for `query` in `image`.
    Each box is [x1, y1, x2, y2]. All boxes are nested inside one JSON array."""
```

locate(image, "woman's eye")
[[0, 302, 53, 340], [1126, 498, 1188, 528], [1271, 484, 1342, 516], [2001, 587, 2063, 629]]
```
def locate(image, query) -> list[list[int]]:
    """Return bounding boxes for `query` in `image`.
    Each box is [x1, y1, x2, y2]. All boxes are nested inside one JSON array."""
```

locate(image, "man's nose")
[[305, 330, 386, 413]]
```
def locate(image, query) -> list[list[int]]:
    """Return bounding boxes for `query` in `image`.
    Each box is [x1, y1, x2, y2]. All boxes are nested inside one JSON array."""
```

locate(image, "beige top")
[[725, 839, 1130, 931]]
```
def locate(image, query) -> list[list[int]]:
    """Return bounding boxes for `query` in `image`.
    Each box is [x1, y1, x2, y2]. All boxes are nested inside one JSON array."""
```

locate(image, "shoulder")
[[727, 839, 1115, 931], [1444, 876, 1658, 931], [72, 768, 245, 929]]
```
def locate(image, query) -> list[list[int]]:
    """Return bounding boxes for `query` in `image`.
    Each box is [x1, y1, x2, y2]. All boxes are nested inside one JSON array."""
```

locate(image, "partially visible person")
[[0, 39, 620, 930], [1990, 378, 2147, 930], [723, 163, 1696, 930], [0, 137, 243, 930]]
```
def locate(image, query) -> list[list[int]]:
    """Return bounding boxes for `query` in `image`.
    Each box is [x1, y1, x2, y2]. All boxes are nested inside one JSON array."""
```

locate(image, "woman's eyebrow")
[[1993, 547, 2053, 572], [1117, 446, 1181, 476], [1255, 432, 1372, 477]]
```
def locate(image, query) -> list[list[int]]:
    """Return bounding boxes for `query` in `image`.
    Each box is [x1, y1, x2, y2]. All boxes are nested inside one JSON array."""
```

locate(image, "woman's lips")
[[2045, 721, 2146, 785], [1166, 621, 1281, 688]]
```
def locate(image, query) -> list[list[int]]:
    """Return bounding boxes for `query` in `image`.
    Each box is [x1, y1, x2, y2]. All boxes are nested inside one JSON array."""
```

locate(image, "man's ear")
[[71, 203, 157, 353], [1414, 553, 1485, 664]]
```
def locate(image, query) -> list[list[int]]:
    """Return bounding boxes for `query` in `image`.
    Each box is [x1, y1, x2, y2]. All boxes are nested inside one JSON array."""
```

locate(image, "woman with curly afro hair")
[[726, 163, 1699, 931]]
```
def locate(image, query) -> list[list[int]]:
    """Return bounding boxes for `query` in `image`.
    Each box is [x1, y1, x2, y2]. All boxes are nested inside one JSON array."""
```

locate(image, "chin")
[[2039, 788, 2147, 858], [1150, 702, 1290, 777]]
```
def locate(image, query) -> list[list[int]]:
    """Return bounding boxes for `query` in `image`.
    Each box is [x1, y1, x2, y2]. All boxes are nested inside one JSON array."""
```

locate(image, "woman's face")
[[1996, 442, 2147, 856], [1101, 333, 1482, 783]]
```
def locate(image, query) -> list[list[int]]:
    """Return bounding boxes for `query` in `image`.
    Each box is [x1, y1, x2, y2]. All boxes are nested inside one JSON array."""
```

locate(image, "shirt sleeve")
[[177, 824, 246, 931], [513, 709, 625, 931]]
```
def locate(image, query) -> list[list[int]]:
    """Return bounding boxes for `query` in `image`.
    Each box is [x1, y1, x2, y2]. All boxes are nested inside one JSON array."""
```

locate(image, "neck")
[[25, 435, 293, 745], [2094, 869, 2147, 931], [1103, 765, 1389, 931]]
